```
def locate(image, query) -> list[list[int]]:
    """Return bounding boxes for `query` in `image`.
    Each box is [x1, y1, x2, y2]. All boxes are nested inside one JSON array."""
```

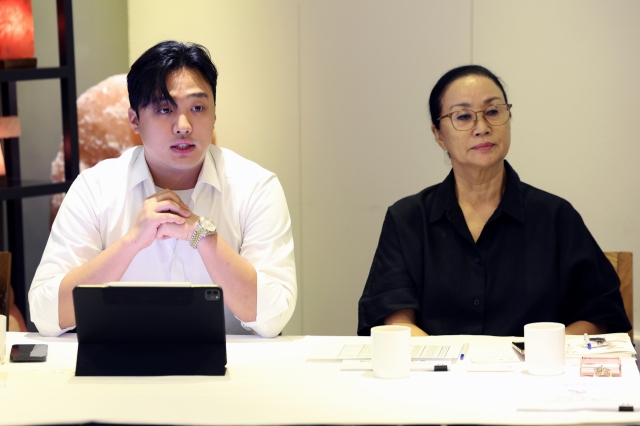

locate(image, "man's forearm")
[[196, 233, 258, 322], [58, 235, 141, 329]]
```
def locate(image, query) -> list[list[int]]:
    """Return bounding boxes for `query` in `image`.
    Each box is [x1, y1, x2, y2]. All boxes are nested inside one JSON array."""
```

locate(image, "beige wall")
[[128, 0, 640, 336]]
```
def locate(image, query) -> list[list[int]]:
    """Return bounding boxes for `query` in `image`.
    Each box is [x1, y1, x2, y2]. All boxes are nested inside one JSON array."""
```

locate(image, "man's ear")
[[128, 108, 140, 134], [431, 124, 447, 151]]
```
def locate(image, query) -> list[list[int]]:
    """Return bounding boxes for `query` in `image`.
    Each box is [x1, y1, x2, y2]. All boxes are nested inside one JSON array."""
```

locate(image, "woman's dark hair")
[[429, 65, 508, 130], [127, 40, 218, 115]]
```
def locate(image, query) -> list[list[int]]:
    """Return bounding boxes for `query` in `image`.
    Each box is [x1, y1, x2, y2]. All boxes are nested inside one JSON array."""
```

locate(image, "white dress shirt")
[[29, 145, 296, 338]]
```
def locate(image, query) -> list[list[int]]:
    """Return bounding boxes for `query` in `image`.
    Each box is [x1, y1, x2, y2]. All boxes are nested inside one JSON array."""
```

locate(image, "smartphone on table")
[[10, 344, 48, 362], [511, 341, 525, 356]]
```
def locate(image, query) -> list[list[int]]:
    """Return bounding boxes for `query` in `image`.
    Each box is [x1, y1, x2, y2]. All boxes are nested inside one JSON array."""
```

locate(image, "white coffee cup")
[[371, 325, 411, 379], [0, 314, 6, 359], [524, 322, 565, 376]]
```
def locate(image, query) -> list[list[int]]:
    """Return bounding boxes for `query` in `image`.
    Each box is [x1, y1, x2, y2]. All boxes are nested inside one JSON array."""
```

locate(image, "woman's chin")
[[454, 154, 505, 171]]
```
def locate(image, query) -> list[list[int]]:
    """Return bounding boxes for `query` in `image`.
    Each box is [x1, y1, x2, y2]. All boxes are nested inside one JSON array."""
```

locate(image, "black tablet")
[[73, 283, 226, 376]]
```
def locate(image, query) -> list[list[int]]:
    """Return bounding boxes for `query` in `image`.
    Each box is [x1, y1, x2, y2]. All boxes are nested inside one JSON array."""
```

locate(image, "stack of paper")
[[565, 333, 636, 358], [308, 342, 463, 360]]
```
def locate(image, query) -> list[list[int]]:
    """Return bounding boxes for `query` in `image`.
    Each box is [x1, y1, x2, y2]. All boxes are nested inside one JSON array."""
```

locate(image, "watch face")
[[201, 219, 217, 233]]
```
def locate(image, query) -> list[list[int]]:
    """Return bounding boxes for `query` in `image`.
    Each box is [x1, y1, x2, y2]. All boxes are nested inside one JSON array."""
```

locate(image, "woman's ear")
[[431, 124, 447, 151]]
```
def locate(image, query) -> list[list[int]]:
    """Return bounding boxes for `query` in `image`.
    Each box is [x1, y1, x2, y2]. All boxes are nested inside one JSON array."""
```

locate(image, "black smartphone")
[[10, 344, 48, 362], [511, 341, 525, 355]]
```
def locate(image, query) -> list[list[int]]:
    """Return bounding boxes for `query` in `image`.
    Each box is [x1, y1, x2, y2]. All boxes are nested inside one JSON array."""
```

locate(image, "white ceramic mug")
[[371, 325, 411, 379], [0, 314, 6, 359], [524, 322, 565, 376]]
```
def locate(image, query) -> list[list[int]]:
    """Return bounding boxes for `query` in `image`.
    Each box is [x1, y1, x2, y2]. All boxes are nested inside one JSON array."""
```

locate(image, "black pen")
[[411, 360, 450, 371]]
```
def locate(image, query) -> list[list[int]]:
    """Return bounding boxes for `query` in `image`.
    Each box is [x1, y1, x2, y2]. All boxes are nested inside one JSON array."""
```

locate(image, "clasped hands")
[[126, 189, 199, 249]]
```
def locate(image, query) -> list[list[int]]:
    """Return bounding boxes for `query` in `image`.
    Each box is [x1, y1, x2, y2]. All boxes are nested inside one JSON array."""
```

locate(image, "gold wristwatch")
[[189, 217, 217, 249]]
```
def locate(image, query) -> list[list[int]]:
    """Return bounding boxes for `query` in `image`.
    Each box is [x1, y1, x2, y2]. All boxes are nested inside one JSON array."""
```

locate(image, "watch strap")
[[189, 227, 203, 248], [189, 217, 216, 249]]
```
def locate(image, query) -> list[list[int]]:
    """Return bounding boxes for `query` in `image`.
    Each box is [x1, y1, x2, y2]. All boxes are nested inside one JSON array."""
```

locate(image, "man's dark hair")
[[429, 65, 508, 130], [127, 40, 218, 115]]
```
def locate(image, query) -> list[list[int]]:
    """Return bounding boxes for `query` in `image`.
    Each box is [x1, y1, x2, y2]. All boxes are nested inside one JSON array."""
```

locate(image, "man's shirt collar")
[[128, 145, 222, 197], [193, 146, 222, 199], [129, 146, 154, 195]]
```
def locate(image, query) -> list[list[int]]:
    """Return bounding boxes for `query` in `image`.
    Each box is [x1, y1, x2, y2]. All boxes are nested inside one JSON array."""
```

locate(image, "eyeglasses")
[[437, 104, 513, 131]]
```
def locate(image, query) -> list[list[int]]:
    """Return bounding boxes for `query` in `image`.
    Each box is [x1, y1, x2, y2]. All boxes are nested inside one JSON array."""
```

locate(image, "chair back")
[[0, 252, 11, 322], [604, 252, 633, 337]]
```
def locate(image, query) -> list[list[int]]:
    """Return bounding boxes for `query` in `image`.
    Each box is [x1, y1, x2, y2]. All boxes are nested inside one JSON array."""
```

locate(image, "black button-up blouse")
[[358, 161, 631, 336]]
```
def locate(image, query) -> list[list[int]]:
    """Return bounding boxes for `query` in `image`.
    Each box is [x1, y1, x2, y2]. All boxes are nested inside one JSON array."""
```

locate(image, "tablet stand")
[[76, 342, 227, 376], [72, 285, 228, 377]]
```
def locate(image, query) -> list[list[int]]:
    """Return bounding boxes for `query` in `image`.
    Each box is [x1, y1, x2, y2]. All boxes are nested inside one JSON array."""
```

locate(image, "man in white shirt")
[[29, 41, 296, 338]]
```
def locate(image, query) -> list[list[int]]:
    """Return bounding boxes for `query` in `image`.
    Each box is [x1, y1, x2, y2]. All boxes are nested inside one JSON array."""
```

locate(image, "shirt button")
[[475, 257, 480, 263], [473, 299, 480, 306]]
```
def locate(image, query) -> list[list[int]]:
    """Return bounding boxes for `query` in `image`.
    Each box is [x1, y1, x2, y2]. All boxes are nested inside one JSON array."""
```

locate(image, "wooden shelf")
[[0, 0, 78, 326], [0, 179, 72, 200], [0, 66, 72, 82]]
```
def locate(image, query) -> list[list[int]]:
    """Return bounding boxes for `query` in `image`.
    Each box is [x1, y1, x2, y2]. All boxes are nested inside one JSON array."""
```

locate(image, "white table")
[[2, 332, 640, 425]]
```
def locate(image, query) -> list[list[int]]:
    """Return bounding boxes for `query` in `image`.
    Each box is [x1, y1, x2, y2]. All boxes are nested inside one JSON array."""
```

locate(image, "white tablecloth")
[[2, 332, 640, 425]]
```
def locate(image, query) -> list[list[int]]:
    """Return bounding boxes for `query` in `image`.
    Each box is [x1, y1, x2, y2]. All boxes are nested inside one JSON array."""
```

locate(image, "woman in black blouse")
[[357, 65, 630, 337]]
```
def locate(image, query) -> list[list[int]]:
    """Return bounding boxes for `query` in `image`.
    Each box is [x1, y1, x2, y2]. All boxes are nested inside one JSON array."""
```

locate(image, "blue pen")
[[459, 343, 470, 360], [584, 333, 592, 349]]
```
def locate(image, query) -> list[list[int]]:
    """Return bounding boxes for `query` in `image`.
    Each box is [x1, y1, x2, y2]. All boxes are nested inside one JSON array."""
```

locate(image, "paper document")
[[340, 359, 451, 371], [565, 333, 636, 358], [309, 342, 463, 360], [518, 381, 640, 412]]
